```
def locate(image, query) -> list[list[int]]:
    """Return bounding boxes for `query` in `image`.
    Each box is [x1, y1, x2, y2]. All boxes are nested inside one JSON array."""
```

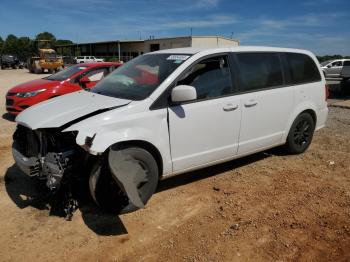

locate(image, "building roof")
[[55, 35, 238, 47], [56, 39, 144, 47], [151, 46, 314, 55], [144, 35, 239, 42]]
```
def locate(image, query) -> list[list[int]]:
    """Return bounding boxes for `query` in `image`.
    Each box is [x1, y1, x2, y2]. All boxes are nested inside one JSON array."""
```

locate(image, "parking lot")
[[0, 69, 350, 261]]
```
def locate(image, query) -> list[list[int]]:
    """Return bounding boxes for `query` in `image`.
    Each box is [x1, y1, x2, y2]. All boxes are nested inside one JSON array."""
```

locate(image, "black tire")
[[89, 147, 159, 214], [285, 113, 315, 154]]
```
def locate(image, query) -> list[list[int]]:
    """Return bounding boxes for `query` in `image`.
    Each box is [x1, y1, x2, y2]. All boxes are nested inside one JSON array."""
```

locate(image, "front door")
[[327, 60, 343, 77], [168, 55, 241, 173]]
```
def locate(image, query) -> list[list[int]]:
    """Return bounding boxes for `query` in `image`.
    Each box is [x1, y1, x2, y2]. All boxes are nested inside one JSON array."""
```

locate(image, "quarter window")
[[236, 53, 283, 92], [177, 55, 233, 100], [72, 67, 110, 83], [85, 67, 110, 81], [286, 53, 321, 84]]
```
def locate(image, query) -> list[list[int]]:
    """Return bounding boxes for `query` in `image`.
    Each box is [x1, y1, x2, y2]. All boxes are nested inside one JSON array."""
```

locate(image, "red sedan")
[[6, 62, 121, 115]]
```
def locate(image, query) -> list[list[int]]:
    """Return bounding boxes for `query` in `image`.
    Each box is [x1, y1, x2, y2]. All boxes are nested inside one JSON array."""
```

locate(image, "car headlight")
[[15, 89, 46, 98]]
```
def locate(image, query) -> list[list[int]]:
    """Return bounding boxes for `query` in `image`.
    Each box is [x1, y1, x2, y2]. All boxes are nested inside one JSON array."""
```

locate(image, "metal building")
[[56, 36, 239, 62]]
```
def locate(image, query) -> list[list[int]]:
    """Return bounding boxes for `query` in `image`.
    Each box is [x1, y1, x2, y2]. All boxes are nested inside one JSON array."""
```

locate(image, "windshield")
[[320, 60, 332, 66], [92, 53, 191, 100], [45, 65, 87, 81], [44, 52, 57, 60], [2, 55, 16, 61]]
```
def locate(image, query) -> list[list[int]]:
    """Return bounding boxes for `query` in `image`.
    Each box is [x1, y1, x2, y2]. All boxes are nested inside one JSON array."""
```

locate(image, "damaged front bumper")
[[12, 125, 81, 190], [12, 124, 148, 217], [12, 145, 40, 177]]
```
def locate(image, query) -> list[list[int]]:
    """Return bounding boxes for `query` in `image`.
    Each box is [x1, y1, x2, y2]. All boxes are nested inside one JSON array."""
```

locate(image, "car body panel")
[[340, 61, 350, 79], [237, 86, 294, 155], [6, 62, 121, 115], [168, 96, 241, 172], [15, 91, 131, 130], [63, 98, 174, 175]]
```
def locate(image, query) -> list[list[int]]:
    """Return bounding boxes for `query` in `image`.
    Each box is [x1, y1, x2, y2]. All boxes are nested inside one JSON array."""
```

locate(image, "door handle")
[[244, 100, 257, 107], [223, 104, 238, 112]]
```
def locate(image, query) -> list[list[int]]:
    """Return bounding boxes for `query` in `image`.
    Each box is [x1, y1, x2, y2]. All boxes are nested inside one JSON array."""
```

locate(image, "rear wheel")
[[89, 147, 159, 214], [285, 113, 315, 154]]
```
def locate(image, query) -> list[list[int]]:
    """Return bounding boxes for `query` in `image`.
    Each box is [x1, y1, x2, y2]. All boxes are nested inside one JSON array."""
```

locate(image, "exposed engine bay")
[[12, 125, 86, 219], [12, 125, 144, 220]]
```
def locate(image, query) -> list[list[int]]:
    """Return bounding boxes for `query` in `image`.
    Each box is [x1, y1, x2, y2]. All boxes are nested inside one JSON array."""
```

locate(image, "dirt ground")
[[0, 69, 350, 262]]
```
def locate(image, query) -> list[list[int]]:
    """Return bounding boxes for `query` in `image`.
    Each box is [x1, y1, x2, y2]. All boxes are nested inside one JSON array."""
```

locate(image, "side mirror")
[[80, 76, 91, 84], [171, 85, 197, 103], [327, 65, 331, 68]]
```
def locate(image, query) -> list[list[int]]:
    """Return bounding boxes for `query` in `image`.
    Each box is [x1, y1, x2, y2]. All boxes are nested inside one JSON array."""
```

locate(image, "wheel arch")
[[105, 140, 164, 178], [282, 104, 318, 142], [302, 109, 317, 125]]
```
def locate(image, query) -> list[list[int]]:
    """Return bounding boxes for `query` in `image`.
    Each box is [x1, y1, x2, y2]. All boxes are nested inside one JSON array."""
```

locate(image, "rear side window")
[[285, 53, 321, 84], [344, 61, 350, 66], [236, 53, 283, 92]]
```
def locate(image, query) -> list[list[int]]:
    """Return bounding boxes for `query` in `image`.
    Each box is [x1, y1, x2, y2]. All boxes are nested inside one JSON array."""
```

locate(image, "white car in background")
[[12, 46, 328, 217], [75, 56, 104, 63], [320, 59, 350, 78]]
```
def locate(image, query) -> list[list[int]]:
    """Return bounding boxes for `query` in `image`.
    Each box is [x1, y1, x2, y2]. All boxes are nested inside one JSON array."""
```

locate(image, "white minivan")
[[13, 46, 328, 215]]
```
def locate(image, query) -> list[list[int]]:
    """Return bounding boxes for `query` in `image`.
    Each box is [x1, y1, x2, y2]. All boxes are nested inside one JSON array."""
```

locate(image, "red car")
[[6, 62, 121, 115]]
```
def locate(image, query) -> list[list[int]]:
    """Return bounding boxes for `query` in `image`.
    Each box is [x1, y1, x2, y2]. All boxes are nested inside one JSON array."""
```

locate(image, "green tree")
[[35, 32, 56, 49], [17, 37, 32, 61], [2, 34, 19, 55], [0, 36, 3, 53], [317, 55, 350, 63], [55, 39, 74, 56], [55, 39, 73, 46]]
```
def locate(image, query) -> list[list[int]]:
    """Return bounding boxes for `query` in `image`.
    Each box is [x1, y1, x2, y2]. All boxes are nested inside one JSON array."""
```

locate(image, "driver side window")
[[177, 55, 233, 100], [331, 61, 342, 67]]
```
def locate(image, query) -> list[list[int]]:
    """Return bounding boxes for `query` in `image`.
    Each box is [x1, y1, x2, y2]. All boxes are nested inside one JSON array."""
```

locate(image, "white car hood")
[[16, 91, 131, 130]]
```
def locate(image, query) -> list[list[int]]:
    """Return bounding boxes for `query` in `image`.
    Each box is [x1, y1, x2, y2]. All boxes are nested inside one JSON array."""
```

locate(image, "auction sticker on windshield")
[[167, 55, 190, 61]]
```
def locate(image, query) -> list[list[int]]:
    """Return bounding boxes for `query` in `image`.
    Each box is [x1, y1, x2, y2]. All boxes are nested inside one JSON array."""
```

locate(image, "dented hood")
[[16, 91, 131, 130]]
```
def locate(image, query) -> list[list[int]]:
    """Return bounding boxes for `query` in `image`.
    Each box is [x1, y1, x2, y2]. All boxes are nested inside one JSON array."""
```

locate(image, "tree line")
[[316, 55, 350, 63], [0, 32, 349, 62], [0, 32, 73, 61]]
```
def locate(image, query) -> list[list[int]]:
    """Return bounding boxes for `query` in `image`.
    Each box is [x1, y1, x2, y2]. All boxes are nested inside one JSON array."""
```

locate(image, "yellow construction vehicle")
[[28, 40, 63, 74]]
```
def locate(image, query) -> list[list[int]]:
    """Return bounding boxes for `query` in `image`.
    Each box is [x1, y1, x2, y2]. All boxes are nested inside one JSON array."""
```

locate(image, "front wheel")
[[285, 113, 315, 154], [89, 147, 159, 214]]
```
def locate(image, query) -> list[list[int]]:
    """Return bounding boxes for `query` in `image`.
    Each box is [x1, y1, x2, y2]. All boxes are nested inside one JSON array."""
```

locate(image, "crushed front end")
[[12, 125, 89, 219]]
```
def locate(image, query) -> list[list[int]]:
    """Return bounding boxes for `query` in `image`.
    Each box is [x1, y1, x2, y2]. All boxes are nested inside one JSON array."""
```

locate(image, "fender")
[[64, 107, 173, 176]]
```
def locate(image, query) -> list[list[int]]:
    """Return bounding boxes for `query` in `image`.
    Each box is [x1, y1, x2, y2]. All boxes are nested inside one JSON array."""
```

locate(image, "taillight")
[[325, 84, 329, 100]]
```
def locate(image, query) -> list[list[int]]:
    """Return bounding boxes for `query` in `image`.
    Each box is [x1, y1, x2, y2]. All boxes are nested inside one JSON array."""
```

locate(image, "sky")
[[0, 0, 349, 55]]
